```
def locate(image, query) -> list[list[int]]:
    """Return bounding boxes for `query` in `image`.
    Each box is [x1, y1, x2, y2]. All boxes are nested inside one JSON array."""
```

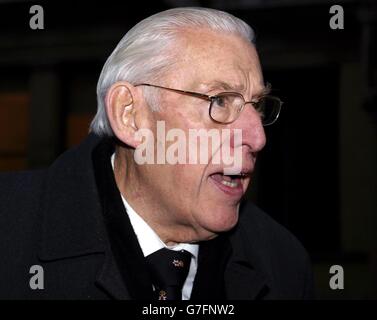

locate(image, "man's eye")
[[213, 96, 227, 108], [253, 99, 265, 117]]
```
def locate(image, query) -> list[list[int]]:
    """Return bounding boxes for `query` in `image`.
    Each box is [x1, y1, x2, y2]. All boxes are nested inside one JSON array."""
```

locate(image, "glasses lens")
[[254, 96, 282, 126], [210, 93, 244, 123]]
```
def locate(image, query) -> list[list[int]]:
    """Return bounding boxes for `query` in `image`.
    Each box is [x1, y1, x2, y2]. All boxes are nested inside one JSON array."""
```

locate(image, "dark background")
[[0, 0, 376, 299]]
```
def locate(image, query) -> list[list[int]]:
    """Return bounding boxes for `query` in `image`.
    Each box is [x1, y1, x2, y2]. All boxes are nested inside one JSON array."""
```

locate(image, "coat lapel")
[[225, 258, 269, 300], [92, 139, 154, 300], [225, 213, 271, 300], [95, 249, 131, 299]]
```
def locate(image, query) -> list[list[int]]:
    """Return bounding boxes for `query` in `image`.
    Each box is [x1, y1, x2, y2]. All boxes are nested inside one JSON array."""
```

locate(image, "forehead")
[[170, 28, 264, 93]]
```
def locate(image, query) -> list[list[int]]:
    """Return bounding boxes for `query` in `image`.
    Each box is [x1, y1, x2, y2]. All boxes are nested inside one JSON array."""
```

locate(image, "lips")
[[209, 168, 252, 198]]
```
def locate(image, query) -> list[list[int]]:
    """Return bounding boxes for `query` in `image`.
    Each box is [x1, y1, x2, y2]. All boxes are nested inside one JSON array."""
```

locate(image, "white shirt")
[[111, 154, 199, 300]]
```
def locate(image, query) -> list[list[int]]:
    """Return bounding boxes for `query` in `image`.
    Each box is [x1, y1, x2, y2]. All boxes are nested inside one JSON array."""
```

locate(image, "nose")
[[231, 103, 266, 155]]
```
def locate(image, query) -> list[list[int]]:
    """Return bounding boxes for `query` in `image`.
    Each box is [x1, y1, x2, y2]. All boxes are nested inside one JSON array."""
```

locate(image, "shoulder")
[[239, 201, 305, 254], [0, 169, 47, 213], [0, 168, 46, 187], [0, 169, 47, 239], [0, 134, 102, 211]]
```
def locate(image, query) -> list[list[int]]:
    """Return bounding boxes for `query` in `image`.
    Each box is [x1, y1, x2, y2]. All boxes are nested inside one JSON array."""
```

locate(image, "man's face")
[[136, 29, 266, 242]]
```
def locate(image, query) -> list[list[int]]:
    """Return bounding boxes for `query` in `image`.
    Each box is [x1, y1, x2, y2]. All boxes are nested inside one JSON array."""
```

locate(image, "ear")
[[105, 81, 144, 148]]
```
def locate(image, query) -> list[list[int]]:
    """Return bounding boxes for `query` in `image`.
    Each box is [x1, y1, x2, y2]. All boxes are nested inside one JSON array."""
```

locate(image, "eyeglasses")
[[134, 83, 282, 126]]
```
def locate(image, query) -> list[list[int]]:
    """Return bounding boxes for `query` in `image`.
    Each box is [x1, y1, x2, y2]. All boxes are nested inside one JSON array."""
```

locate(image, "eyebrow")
[[205, 80, 246, 92], [206, 80, 272, 98], [255, 83, 272, 97]]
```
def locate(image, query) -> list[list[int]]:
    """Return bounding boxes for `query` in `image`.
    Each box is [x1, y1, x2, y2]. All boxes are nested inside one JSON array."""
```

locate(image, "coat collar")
[[37, 134, 270, 300], [38, 133, 107, 261], [37, 134, 130, 299]]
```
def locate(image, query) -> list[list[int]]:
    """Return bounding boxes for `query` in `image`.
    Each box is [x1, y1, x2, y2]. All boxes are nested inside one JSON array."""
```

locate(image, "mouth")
[[209, 171, 251, 198]]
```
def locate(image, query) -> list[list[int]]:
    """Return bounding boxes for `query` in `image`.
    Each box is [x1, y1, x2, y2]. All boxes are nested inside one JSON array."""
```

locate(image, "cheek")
[[168, 165, 240, 232], [172, 164, 204, 191], [192, 177, 241, 232], [194, 197, 239, 233], [167, 164, 208, 214]]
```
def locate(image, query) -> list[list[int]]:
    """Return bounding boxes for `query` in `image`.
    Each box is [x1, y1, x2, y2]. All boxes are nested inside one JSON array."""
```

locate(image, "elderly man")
[[0, 7, 314, 299]]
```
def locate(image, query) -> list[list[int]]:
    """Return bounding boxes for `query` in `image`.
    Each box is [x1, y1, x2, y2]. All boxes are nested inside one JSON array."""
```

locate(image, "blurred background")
[[0, 0, 376, 299]]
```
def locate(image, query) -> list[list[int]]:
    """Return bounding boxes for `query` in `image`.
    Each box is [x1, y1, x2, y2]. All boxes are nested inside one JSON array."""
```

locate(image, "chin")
[[200, 206, 239, 234]]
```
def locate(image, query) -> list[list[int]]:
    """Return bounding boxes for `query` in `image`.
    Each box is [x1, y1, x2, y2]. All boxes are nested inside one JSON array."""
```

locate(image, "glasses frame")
[[134, 83, 282, 126]]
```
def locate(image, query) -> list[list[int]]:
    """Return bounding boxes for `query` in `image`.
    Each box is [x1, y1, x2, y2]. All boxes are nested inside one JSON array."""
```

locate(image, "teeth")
[[221, 179, 238, 188], [222, 175, 232, 182]]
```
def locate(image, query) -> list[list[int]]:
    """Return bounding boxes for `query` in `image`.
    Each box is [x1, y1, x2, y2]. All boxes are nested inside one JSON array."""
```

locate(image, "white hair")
[[90, 7, 255, 137]]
